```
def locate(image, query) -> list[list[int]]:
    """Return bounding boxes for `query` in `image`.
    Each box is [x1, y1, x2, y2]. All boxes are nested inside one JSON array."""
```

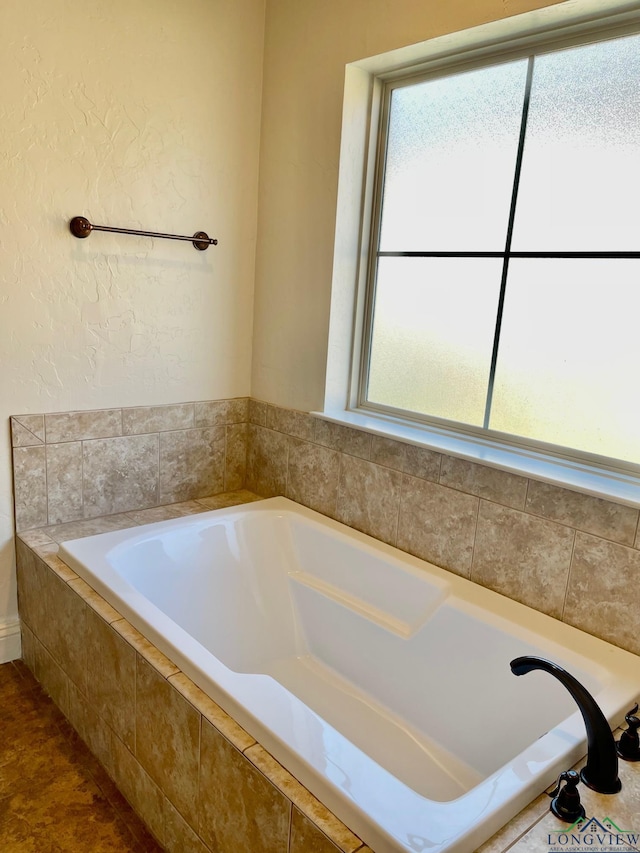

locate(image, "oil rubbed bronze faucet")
[[510, 655, 621, 795]]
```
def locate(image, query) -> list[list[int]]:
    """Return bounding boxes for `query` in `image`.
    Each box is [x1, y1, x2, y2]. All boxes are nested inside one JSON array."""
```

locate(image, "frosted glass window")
[[367, 259, 502, 425], [363, 27, 640, 469], [489, 261, 640, 463], [379, 61, 528, 252], [512, 34, 640, 250]]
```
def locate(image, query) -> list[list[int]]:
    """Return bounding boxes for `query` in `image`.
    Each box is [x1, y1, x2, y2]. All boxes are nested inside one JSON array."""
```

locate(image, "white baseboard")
[[0, 617, 22, 663]]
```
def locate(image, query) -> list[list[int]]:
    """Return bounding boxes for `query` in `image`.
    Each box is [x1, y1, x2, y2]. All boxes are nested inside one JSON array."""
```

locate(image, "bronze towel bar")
[[69, 216, 217, 251]]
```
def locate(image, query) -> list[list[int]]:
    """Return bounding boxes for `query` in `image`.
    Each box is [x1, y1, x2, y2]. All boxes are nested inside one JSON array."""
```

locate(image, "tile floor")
[[0, 659, 163, 852]]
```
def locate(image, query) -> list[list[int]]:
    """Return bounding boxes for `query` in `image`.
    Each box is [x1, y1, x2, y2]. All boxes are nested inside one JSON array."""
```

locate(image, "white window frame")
[[321, 0, 640, 507]]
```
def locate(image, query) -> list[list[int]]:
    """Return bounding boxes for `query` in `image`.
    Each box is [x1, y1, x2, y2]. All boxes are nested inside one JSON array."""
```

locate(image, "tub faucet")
[[510, 655, 621, 794]]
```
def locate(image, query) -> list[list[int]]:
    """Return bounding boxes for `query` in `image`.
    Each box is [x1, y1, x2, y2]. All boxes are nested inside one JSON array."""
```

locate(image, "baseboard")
[[0, 617, 22, 663]]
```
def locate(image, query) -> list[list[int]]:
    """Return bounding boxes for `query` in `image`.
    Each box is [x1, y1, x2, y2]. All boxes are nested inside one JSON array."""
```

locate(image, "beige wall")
[[0, 0, 265, 652], [251, 0, 567, 411]]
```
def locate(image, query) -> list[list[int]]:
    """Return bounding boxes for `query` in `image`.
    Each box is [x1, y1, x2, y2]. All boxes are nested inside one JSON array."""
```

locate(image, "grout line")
[[560, 527, 578, 622], [468, 495, 482, 581]]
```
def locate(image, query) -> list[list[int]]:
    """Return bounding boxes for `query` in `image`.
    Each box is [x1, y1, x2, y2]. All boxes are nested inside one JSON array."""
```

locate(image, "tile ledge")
[[16, 490, 264, 542]]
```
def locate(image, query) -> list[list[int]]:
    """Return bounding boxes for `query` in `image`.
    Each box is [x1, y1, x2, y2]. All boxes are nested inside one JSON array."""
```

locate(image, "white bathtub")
[[59, 497, 640, 853]]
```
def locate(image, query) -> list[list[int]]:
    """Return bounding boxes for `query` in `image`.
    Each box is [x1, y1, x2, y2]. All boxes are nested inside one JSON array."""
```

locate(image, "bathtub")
[[59, 497, 640, 853]]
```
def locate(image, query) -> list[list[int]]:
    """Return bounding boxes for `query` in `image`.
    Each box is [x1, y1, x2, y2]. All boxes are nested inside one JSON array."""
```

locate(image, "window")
[[359, 26, 640, 471]]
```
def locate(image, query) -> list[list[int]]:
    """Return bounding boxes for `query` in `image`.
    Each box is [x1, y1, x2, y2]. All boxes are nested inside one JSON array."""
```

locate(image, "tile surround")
[[158, 427, 225, 504], [11, 398, 250, 532], [11, 396, 640, 658], [397, 475, 478, 577], [17, 491, 640, 853], [16, 495, 370, 853], [136, 655, 201, 828], [471, 502, 575, 619], [245, 401, 640, 656], [13, 395, 640, 853], [199, 720, 291, 853], [335, 454, 403, 545]]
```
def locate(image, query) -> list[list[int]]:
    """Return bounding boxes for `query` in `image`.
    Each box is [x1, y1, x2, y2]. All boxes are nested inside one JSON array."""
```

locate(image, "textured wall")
[[0, 0, 265, 653], [251, 0, 566, 411]]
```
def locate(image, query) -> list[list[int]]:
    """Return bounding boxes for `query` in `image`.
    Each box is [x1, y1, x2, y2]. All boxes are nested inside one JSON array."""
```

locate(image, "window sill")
[[313, 407, 640, 509]]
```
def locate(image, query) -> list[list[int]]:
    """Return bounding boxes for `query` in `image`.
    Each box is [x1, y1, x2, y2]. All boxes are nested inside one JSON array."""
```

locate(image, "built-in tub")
[[59, 497, 640, 853]]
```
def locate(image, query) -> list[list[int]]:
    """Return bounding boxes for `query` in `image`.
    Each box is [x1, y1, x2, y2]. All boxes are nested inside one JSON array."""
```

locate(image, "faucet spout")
[[510, 655, 621, 794]]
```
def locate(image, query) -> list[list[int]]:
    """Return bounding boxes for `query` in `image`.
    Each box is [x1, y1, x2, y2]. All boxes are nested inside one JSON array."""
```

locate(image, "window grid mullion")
[[483, 55, 535, 430]]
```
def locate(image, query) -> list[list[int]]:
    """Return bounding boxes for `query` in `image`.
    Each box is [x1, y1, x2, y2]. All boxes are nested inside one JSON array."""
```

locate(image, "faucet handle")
[[616, 703, 640, 761], [548, 769, 586, 823]]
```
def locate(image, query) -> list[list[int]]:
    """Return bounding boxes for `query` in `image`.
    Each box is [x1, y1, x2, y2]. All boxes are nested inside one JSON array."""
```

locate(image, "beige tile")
[[370, 435, 442, 482], [225, 422, 247, 491], [32, 539, 60, 558], [249, 398, 268, 425], [16, 541, 49, 638], [477, 793, 548, 852], [198, 719, 291, 853], [472, 501, 575, 619], [126, 500, 206, 524], [397, 475, 478, 577], [195, 397, 248, 426], [69, 577, 122, 623], [196, 490, 262, 510], [43, 567, 88, 692], [136, 656, 201, 828], [335, 455, 402, 545], [20, 623, 38, 675], [11, 415, 45, 446], [159, 427, 225, 503], [246, 746, 362, 853], [168, 672, 256, 752], [45, 408, 122, 443], [287, 438, 341, 517], [33, 641, 70, 716], [314, 419, 371, 460], [43, 513, 138, 543], [226, 397, 249, 423], [122, 403, 195, 434], [13, 445, 47, 530], [46, 441, 83, 524], [113, 620, 180, 678], [112, 734, 166, 845], [403, 443, 441, 481], [85, 608, 136, 750], [290, 807, 357, 853], [266, 405, 315, 441], [164, 798, 209, 853], [67, 680, 114, 777], [83, 434, 159, 516], [510, 759, 640, 851], [246, 424, 289, 497], [17, 529, 57, 550], [564, 533, 640, 656], [440, 456, 528, 510], [42, 552, 77, 582], [526, 480, 639, 546], [194, 399, 227, 426], [370, 436, 405, 472]]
